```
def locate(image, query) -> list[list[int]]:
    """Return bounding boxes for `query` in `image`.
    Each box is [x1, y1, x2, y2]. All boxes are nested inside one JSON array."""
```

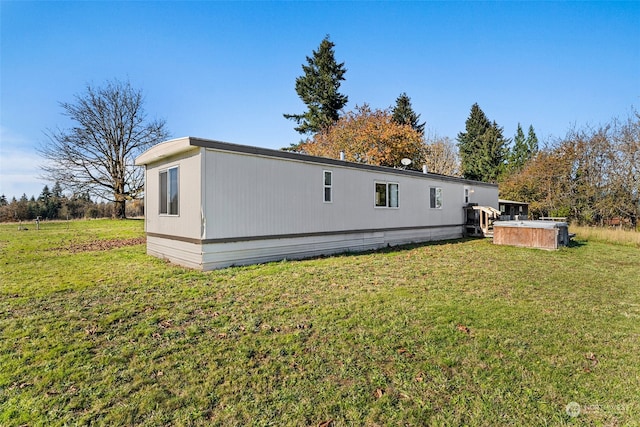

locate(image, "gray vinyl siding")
[[143, 148, 203, 240], [202, 148, 494, 240]]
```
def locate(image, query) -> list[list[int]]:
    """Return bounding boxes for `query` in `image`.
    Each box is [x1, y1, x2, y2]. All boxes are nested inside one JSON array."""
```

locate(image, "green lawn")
[[1, 219, 639, 426]]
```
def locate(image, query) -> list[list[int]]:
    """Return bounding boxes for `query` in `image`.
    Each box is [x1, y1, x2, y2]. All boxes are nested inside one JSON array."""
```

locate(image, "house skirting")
[[146, 224, 464, 271]]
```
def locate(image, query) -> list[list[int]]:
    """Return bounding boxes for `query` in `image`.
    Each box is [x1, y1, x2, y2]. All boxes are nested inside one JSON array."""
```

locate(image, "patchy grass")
[[1, 220, 639, 426], [571, 224, 640, 248]]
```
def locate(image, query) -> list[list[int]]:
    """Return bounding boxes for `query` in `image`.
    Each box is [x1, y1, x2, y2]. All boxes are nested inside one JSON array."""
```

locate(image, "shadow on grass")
[[289, 237, 481, 263], [289, 236, 586, 266], [567, 239, 586, 248]]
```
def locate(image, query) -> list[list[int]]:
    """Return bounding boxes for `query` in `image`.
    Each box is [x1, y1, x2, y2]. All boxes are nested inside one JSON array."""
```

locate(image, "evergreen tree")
[[506, 124, 539, 175], [52, 181, 63, 199], [457, 103, 509, 183], [38, 185, 52, 203], [507, 123, 529, 172], [391, 92, 425, 135], [284, 36, 348, 135], [526, 124, 539, 155]]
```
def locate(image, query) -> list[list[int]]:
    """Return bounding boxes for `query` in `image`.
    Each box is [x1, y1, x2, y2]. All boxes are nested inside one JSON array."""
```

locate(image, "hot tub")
[[493, 220, 570, 250]]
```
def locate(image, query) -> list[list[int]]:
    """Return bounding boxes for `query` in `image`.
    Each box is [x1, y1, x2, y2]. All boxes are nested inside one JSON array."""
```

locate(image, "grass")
[[1, 219, 639, 426], [571, 224, 640, 248]]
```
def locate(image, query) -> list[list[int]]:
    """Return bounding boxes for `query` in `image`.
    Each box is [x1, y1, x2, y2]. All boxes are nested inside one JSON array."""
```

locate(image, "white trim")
[[374, 181, 399, 209], [159, 165, 180, 216], [430, 186, 443, 209], [323, 170, 333, 203]]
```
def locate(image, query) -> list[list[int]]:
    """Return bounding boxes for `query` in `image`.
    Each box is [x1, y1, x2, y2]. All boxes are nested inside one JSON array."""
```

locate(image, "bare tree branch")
[[39, 79, 170, 218]]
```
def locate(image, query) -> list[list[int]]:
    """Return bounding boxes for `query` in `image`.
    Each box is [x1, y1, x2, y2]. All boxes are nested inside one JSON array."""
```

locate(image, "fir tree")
[[526, 124, 539, 156], [284, 36, 348, 135], [506, 123, 539, 174], [52, 181, 63, 199], [507, 123, 529, 172], [38, 185, 52, 203], [457, 103, 508, 183], [391, 92, 425, 135]]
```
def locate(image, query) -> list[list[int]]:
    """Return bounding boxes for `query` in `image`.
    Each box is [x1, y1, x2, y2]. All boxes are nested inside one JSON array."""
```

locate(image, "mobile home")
[[135, 137, 499, 270]]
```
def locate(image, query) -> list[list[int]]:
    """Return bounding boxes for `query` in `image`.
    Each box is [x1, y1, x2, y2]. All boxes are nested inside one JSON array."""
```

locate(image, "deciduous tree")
[[423, 134, 460, 176], [608, 113, 640, 227], [40, 79, 169, 218], [500, 149, 574, 219], [500, 112, 640, 226], [301, 104, 425, 169]]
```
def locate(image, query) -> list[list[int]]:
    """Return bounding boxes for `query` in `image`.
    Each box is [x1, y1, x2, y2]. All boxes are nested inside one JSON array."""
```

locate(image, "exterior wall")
[[201, 148, 493, 240], [143, 148, 203, 240], [137, 137, 499, 270]]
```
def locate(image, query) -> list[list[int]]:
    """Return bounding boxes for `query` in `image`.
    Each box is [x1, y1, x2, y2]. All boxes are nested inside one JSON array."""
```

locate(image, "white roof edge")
[[498, 199, 529, 205], [135, 137, 195, 166]]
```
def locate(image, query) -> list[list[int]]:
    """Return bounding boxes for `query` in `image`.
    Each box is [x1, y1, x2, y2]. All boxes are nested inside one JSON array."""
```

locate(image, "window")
[[430, 187, 442, 209], [323, 170, 332, 203], [159, 166, 179, 215], [389, 183, 398, 208], [375, 182, 399, 208], [464, 187, 470, 204]]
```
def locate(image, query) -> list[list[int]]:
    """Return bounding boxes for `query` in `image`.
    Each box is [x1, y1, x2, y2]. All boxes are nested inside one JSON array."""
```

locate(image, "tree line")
[[0, 183, 144, 223], [284, 35, 638, 228], [282, 36, 539, 179], [6, 36, 635, 227], [501, 114, 639, 227]]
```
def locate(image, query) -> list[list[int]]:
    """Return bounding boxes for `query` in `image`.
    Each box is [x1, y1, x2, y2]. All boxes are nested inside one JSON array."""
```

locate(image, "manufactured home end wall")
[[143, 147, 202, 240]]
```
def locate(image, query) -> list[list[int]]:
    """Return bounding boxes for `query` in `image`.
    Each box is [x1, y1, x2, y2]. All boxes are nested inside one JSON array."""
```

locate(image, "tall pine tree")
[[457, 103, 509, 183], [391, 92, 425, 135], [507, 123, 528, 172], [526, 124, 539, 156], [284, 36, 348, 135], [507, 123, 539, 174]]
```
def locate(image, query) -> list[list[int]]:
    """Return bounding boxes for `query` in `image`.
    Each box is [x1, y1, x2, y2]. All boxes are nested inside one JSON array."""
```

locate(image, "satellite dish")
[[401, 158, 412, 166]]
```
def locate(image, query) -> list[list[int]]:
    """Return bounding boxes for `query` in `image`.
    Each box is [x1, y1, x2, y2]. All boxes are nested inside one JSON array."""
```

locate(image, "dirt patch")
[[64, 237, 146, 253]]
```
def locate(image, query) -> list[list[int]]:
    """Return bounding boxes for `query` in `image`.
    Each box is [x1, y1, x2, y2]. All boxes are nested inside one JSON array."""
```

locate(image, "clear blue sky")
[[1, 1, 639, 199]]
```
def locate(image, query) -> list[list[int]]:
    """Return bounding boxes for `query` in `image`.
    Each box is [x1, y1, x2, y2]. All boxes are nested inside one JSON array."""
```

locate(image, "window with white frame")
[[159, 166, 179, 215], [323, 170, 332, 203], [464, 186, 470, 204], [430, 187, 442, 209], [375, 182, 399, 208]]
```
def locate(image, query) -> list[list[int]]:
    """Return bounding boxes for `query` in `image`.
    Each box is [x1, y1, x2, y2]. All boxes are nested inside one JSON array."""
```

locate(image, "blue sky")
[[1, 1, 639, 199]]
